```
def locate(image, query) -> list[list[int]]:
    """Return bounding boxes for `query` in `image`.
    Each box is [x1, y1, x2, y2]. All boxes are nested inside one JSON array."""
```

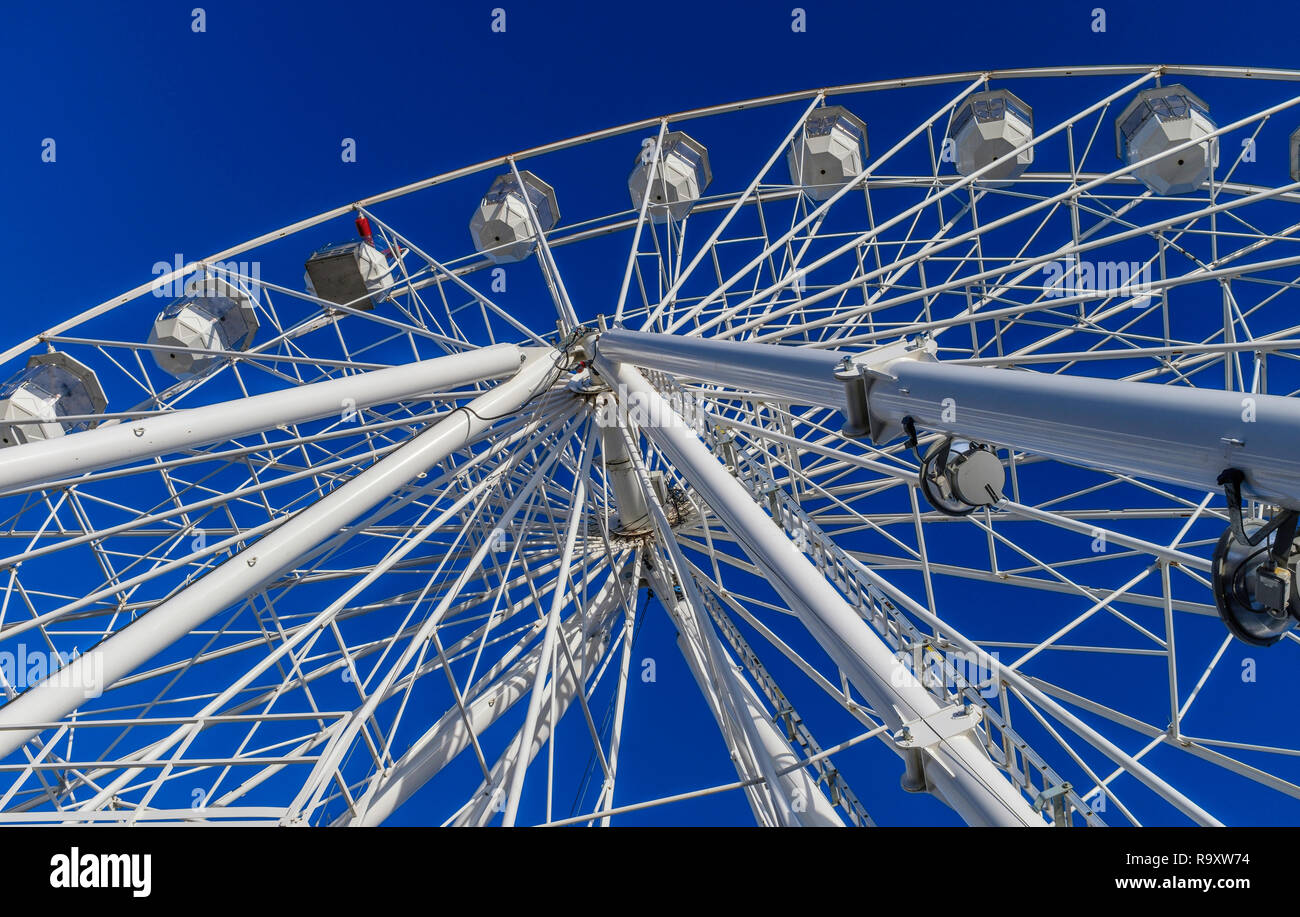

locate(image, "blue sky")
[[3, 0, 1295, 343], [3, 1, 1300, 826]]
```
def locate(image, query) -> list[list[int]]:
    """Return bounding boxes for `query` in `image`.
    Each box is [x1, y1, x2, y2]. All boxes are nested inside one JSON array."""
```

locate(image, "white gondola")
[[469, 170, 559, 263], [628, 131, 712, 222], [948, 89, 1033, 186], [148, 277, 259, 378], [304, 240, 394, 310], [1115, 84, 1218, 195], [786, 105, 867, 201], [0, 352, 107, 446]]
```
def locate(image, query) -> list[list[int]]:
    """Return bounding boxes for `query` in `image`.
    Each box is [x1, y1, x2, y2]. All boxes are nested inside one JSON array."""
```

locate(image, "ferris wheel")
[[3, 64, 1300, 826]]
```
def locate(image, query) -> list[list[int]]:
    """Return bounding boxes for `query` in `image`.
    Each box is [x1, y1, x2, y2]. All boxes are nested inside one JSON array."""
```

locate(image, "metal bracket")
[[893, 703, 983, 794], [1033, 781, 1074, 827], [834, 336, 936, 443], [892, 703, 983, 751]]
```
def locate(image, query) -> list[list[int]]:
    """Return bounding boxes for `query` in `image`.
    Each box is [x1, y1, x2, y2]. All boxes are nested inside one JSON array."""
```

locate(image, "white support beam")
[[344, 562, 629, 826], [868, 358, 1300, 510], [622, 417, 843, 826], [599, 358, 1044, 827], [450, 567, 627, 827], [0, 349, 565, 760], [646, 559, 845, 826], [596, 393, 651, 532], [598, 330, 846, 409], [0, 343, 533, 493], [595, 329, 1300, 509], [647, 567, 778, 825]]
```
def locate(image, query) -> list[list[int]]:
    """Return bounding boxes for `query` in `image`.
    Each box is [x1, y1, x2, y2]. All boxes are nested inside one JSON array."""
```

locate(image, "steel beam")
[[0, 343, 533, 493], [647, 560, 845, 826], [450, 568, 627, 827], [600, 358, 1044, 826], [0, 349, 564, 760], [345, 563, 628, 826], [869, 358, 1300, 510], [595, 329, 1300, 509], [597, 330, 846, 409], [596, 393, 651, 532], [627, 424, 844, 826]]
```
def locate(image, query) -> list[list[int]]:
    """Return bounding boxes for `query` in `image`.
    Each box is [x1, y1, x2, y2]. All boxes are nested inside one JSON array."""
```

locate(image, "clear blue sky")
[[4, 0, 1295, 342], [2, 1, 1299, 826]]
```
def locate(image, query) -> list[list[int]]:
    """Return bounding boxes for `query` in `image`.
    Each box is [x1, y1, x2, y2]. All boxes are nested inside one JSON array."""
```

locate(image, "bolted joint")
[[893, 703, 984, 794], [834, 336, 937, 443]]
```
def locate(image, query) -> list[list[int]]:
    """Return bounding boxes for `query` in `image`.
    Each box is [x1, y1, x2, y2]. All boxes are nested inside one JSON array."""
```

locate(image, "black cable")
[[450, 352, 570, 425], [1218, 467, 1297, 554]]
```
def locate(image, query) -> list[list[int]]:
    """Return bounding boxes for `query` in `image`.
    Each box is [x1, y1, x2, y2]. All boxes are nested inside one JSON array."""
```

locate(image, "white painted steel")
[[0, 344, 531, 492], [597, 330, 846, 409], [9, 67, 1300, 827], [626, 417, 844, 826], [601, 359, 1045, 826], [451, 565, 627, 827], [598, 396, 652, 532], [346, 563, 628, 826], [0, 349, 563, 759], [875, 360, 1300, 509], [596, 330, 1300, 509]]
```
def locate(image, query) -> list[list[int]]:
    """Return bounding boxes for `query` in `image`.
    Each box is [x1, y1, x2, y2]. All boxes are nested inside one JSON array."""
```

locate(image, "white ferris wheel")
[[2, 64, 1300, 826]]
